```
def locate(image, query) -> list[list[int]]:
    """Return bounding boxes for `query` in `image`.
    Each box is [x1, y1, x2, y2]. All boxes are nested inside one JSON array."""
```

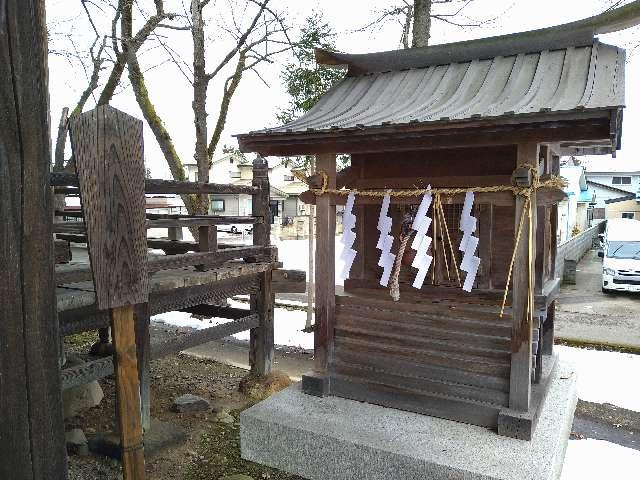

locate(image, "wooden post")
[[535, 205, 547, 294], [313, 154, 337, 371], [549, 154, 560, 279], [196, 225, 217, 271], [542, 300, 556, 356], [135, 303, 151, 431], [168, 226, 183, 241], [112, 305, 146, 476], [249, 156, 274, 376], [70, 105, 149, 480], [302, 153, 336, 396], [508, 143, 538, 412], [0, 1, 68, 477]]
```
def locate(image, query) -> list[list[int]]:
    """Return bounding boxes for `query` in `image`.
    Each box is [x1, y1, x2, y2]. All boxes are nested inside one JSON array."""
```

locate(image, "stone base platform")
[[241, 361, 577, 480]]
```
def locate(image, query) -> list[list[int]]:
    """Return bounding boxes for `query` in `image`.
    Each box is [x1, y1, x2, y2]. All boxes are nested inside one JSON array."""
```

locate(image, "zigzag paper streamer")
[[459, 191, 481, 292], [338, 192, 357, 279], [376, 194, 395, 287], [411, 188, 433, 289]]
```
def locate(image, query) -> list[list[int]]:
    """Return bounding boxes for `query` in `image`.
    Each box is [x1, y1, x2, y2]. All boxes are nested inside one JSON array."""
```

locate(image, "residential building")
[[605, 194, 640, 220], [558, 164, 595, 242], [584, 168, 640, 209], [183, 152, 310, 237]]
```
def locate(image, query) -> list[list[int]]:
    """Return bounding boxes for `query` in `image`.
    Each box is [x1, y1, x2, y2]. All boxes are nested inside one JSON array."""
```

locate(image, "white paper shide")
[[459, 191, 481, 292], [338, 192, 357, 279], [376, 194, 396, 287], [410, 189, 433, 289]]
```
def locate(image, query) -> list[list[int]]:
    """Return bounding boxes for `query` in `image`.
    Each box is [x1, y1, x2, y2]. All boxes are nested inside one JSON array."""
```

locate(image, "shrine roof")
[[238, 28, 627, 156]]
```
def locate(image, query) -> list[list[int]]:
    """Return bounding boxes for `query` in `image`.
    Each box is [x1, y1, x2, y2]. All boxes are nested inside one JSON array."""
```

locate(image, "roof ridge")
[[316, 1, 640, 74]]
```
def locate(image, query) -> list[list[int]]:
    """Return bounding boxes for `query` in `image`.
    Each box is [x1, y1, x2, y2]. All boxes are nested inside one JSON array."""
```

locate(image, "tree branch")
[[207, 51, 246, 160]]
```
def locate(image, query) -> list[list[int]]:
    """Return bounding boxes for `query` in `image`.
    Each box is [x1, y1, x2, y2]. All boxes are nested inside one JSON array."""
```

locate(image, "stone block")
[[172, 394, 211, 413], [66, 428, 89, 456], [241, 361, 578, 480], [62, 380, 104, 419]]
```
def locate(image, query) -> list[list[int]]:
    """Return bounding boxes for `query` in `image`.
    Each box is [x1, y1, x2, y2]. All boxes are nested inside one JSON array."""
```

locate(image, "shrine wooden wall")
[[346, 145, 520, 292]]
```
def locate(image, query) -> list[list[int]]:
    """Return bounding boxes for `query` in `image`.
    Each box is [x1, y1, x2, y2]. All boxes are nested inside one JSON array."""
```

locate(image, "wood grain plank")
[[333, 362, 509, 406], [69, 105, 149, 309], [333, 348, 509, 392], [50, 172, 260, 195], [0, 1, 68, 477]]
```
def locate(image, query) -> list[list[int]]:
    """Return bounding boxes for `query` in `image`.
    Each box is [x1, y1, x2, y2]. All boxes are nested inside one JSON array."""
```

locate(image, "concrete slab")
[[241, 361, 578, 480]]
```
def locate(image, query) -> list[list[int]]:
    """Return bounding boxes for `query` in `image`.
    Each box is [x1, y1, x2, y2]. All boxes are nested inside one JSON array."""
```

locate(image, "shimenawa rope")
[[295, 168, 565, 317]]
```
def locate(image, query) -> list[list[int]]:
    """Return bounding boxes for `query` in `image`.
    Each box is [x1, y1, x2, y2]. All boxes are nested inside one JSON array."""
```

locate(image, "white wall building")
[[584, 169, 640, 209], [558, 164, 595, 243], [183, 153, 310, 237]]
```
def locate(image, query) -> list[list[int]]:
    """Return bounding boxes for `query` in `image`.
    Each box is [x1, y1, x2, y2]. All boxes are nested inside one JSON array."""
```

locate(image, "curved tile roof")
[[264, 41, 624, 135]]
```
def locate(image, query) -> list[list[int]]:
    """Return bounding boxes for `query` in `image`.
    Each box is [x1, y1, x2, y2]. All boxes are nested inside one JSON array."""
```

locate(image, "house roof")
[[605, 194, 637, 204], [587, 180, 635, 195], [587, 171, 640, 176]]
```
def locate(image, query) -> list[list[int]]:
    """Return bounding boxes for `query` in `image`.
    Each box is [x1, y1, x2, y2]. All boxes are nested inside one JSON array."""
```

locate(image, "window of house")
[[229, 171, 241, 178], [612, 176, 632, 185], [211, 199, 225, 212], [622, 212, 635, 219], [194, 172, 198, 181], [283, 174, 294, 181]]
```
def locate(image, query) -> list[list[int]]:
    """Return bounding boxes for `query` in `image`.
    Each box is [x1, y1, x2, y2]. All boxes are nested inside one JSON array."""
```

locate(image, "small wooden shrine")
[[238, 29, 627, 439]]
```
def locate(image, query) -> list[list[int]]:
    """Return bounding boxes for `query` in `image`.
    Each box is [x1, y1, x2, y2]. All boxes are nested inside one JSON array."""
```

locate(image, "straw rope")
[[294, 167, 564, 317], [389, 234, 410, 302], [293, 168, 565, 199]]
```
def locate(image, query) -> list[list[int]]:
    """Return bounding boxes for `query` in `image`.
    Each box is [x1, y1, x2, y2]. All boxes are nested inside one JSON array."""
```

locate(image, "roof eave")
[[237, 109, 618, 156]]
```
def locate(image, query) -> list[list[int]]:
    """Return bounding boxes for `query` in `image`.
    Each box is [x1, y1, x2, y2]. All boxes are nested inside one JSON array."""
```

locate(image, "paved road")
[[556, 250, 640, 349]]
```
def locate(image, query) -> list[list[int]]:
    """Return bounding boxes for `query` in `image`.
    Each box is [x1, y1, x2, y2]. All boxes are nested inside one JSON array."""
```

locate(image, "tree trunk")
[[412, 0, 432, 48], [123, 0, 201, 220], [191, 0, 209, 215]]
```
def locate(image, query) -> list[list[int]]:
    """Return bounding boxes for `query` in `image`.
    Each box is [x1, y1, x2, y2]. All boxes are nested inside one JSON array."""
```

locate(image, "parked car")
[[598, 218, 640, 293]]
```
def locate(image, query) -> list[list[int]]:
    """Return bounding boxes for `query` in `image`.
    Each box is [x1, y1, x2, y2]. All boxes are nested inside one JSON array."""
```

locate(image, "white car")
[[599, 218, 640, 293]]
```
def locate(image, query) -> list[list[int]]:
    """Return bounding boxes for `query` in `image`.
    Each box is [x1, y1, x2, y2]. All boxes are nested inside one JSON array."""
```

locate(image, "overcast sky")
[[46, 0, 640, 177]]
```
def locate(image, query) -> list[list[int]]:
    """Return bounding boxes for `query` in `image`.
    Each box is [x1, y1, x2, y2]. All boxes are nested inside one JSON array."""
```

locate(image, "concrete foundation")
[[241, 361, 577, 480]]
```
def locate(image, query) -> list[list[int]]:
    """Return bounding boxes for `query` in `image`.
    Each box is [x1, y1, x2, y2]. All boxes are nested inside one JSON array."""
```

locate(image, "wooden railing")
[[51, 158, 273, 278]]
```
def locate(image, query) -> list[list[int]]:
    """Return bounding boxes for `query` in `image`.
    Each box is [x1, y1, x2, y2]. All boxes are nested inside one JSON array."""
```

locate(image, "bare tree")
[[125, 0, 291, 215], [50, 0, 184, 171], [361, 0, 501, 49]]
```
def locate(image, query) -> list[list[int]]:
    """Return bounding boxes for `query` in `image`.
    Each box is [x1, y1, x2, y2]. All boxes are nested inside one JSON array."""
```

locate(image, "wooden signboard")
[[70, 105, 149, 480], [69, 105, 149, 308]]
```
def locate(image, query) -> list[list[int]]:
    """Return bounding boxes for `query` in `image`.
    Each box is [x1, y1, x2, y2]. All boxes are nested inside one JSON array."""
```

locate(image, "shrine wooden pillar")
[[0, 1, 68, 477], [302, 153, 336, 396], [543, 153, 561, 356], [498, 143, 538, 439], [509, 142, 538, 411]]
